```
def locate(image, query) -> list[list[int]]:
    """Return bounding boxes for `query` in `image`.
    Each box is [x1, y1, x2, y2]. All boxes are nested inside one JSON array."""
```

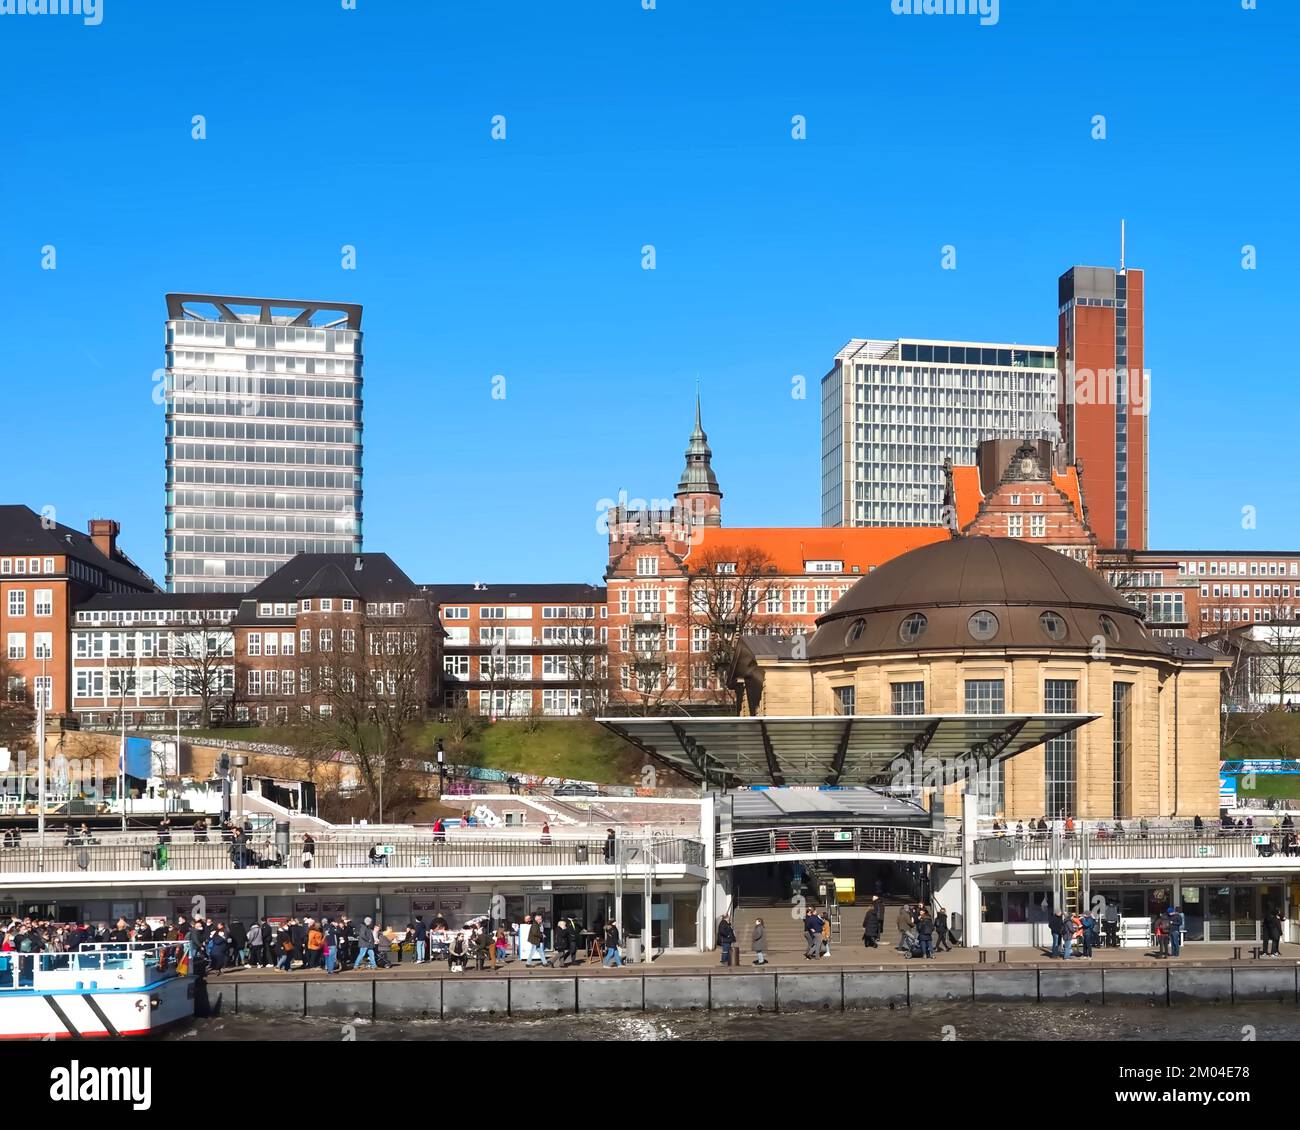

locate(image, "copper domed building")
[[734, 537, 1227, 819]]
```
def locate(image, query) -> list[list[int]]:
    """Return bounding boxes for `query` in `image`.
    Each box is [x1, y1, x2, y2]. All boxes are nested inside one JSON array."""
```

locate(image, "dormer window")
[[715, 562, 737, 574], [1032, 494, 1044, 506], [259, 603, 272, 617], [342, 599, 354, 612], [1009, 494, 1021, 506], [321, 599, 333, 612], [301, 600, 311, 612], [636, 557, 659, 577], [806, 560, 843, 573]]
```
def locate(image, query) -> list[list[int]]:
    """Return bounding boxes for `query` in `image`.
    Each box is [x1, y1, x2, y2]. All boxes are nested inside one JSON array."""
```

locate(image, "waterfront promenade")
[[201, 944, 1300, 1020]]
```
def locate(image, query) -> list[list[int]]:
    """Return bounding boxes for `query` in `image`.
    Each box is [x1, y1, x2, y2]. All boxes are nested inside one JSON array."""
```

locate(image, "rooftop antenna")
[[1120, 219, 1126, 272]]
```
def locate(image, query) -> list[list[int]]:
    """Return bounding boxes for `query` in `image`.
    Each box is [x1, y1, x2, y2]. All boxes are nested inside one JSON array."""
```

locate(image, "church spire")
[[676, 392, 723, 526]]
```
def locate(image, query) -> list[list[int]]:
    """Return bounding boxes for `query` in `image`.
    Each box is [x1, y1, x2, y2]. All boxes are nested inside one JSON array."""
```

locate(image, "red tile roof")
[[684, 526, 950, 575]]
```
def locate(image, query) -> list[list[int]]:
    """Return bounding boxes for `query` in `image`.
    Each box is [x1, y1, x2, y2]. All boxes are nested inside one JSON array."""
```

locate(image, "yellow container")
[[835, 878, 856, 904]]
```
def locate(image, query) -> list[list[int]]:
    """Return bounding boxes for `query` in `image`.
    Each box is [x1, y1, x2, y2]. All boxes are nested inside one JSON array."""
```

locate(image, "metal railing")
[[975, 829, 1300, 865], [717, 824, 960, 862], [0, 835, 706, 876]]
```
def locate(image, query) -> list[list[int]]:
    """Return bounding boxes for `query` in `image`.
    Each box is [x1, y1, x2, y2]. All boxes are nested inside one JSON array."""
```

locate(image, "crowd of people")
[[989, 813, 1298, 841], [0, 910, 635, 976]]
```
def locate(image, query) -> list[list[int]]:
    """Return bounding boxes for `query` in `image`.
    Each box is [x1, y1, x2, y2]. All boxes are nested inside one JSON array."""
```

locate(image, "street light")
[[435, 740, 445, 798], [376, 763, 385, 825]]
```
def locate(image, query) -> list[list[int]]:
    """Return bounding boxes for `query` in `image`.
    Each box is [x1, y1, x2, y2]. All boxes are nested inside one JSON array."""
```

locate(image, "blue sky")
[[2, 0, 1295, 586]]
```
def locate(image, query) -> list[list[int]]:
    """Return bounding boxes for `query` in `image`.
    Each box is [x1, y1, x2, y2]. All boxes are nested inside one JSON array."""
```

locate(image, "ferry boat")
[[0, 943, 194, 1039]]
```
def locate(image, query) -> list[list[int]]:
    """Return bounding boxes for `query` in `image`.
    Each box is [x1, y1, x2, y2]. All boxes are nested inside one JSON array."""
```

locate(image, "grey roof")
[[245, 554, 417, 603], [0, 505, 156, 592], [75, 592, 238, 612]]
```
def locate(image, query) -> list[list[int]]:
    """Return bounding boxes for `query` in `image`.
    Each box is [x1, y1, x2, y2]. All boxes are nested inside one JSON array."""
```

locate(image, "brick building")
[[422, 583, 606, 717], [68, 553, 439, 728], [2, 507, 156, 718]]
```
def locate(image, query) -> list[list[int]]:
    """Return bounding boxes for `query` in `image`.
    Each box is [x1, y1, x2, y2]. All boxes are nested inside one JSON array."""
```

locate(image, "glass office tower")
[[163, 294, 364, 593], [821, 338, 1058, 528]]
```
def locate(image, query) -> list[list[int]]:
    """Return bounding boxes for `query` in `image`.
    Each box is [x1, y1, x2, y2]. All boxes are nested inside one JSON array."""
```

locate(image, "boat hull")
[[0, 975, 194, 1039]]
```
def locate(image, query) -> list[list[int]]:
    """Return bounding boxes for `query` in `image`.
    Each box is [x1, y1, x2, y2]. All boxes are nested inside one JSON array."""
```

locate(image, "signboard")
[[833, 832, 853, 842], [1196, 846, 1215, 857], [1218, 773, 1237, 809]]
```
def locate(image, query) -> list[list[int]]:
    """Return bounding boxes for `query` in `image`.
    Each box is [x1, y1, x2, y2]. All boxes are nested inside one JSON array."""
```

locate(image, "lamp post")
[[37, 656, 47, 853], [435, 740, 445, 798], [377, 763, 385, 826]]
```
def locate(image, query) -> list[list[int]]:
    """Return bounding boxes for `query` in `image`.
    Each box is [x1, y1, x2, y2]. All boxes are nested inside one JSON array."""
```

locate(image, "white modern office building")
[[163, 294, 364, 593], [821, 338, 1058, 528]]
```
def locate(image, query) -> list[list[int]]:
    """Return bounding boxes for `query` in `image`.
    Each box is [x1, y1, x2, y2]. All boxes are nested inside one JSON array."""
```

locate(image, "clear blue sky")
[[2, 0, 1295, 586]]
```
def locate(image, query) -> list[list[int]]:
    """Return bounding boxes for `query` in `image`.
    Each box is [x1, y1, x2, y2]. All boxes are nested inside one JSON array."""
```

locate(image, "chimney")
[[88, 519, 120, 560]]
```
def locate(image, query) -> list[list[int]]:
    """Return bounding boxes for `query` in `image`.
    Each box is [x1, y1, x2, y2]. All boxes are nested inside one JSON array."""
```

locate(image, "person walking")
[[933, 906, 952, 952], [751, 918, 767, 965], [355, 917, 379, 970], [820, 912, 832, 958], [246, 919, 263, 967], [804, 908, 823, 959], [602, 920, 624, 967], [603, 828, 616, 864], [301, 832, 315, 869], [556, 918, 578, 967], [1048, 910, 1064, 958], [718, 914, 736, 966]]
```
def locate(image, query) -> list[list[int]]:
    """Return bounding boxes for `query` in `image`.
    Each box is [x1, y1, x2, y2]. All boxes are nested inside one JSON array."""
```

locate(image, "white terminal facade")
[[164, 294, 364, 593], [821, 338, 1058, 528]]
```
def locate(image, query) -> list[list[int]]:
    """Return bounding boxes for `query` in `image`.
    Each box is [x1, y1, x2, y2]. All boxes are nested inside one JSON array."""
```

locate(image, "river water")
[[181, 1003, 1298, 1042]]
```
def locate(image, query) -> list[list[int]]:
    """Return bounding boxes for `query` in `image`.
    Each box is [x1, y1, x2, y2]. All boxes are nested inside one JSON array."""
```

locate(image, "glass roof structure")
[[597, 713, 1100, 788]]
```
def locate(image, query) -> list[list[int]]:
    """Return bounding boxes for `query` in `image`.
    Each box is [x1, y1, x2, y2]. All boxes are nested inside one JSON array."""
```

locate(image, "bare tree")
[[301, 603, 438, 821], [550, 606, 610, 716], [685, 546, 787, 707], [169, 616, 235, 727], [0, 654, 36, 756], [1255, 610, 1300, 711]]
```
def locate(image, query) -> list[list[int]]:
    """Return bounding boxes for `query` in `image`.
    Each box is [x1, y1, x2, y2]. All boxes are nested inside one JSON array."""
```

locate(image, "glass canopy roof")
[[597, 713, 1100, 788]]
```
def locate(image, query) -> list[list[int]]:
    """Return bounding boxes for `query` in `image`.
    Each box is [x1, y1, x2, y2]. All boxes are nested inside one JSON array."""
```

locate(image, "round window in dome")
[[968, 609, 999, 641], [1098, 614, 1120, 643], [845, 618, 867, 646], [898, 612, 928, 644], [1040, 610, 1067, 641]]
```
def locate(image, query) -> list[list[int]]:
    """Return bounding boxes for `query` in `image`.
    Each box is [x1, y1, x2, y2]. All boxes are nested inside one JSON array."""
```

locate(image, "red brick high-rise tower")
[[1057, 261, 1147, 549]]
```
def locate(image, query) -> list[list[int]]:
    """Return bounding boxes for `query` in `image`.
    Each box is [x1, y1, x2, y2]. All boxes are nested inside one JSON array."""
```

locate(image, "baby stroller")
[[901, 928, 924, 959]]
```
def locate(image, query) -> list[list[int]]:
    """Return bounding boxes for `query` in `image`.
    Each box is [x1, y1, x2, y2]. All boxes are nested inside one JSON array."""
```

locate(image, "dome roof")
[[807, 536, 1159, 658]]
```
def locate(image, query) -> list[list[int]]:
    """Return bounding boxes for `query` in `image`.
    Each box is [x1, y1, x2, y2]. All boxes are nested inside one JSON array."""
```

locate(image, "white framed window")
[[806, 560, 843, 573], [7, 590, 25, 617], [247, 670, 262, 696], [0, 559, 8, 575], [1032, 494, 1044, 506], [259, 603, 272, 617], [789, 587, 807, 614], [320, 599, 333, 612], [247, 632, 262, 656], [301, 599, 312, 612], [264, 633, 278, 657], [1007, 514, 1023, 537], [34, 675, 52, 711], [300, 628, 311, 652], [1009, 494, 1021, 506], [691, 626, 709, 653], [1030, 514, 1046, 538], [14, 558, 25, 574], [342, 628, 355, 653], [444, 606, 469, 620], [33, 632, 52, 660], [814, 586, 833, 613], [282, 669, 295, 696], [319, 629, 333, 652], [764, 589, 782, 614], [636, 557, 659, 576], [42, 558, 54, 574], [342, 599, 354, 612], [6, 633, 24, 660]]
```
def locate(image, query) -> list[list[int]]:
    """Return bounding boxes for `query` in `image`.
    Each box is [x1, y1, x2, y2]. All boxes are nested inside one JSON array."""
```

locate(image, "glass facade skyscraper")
[[163, 294, 364, 593], [821, 338, 1058, 528]]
